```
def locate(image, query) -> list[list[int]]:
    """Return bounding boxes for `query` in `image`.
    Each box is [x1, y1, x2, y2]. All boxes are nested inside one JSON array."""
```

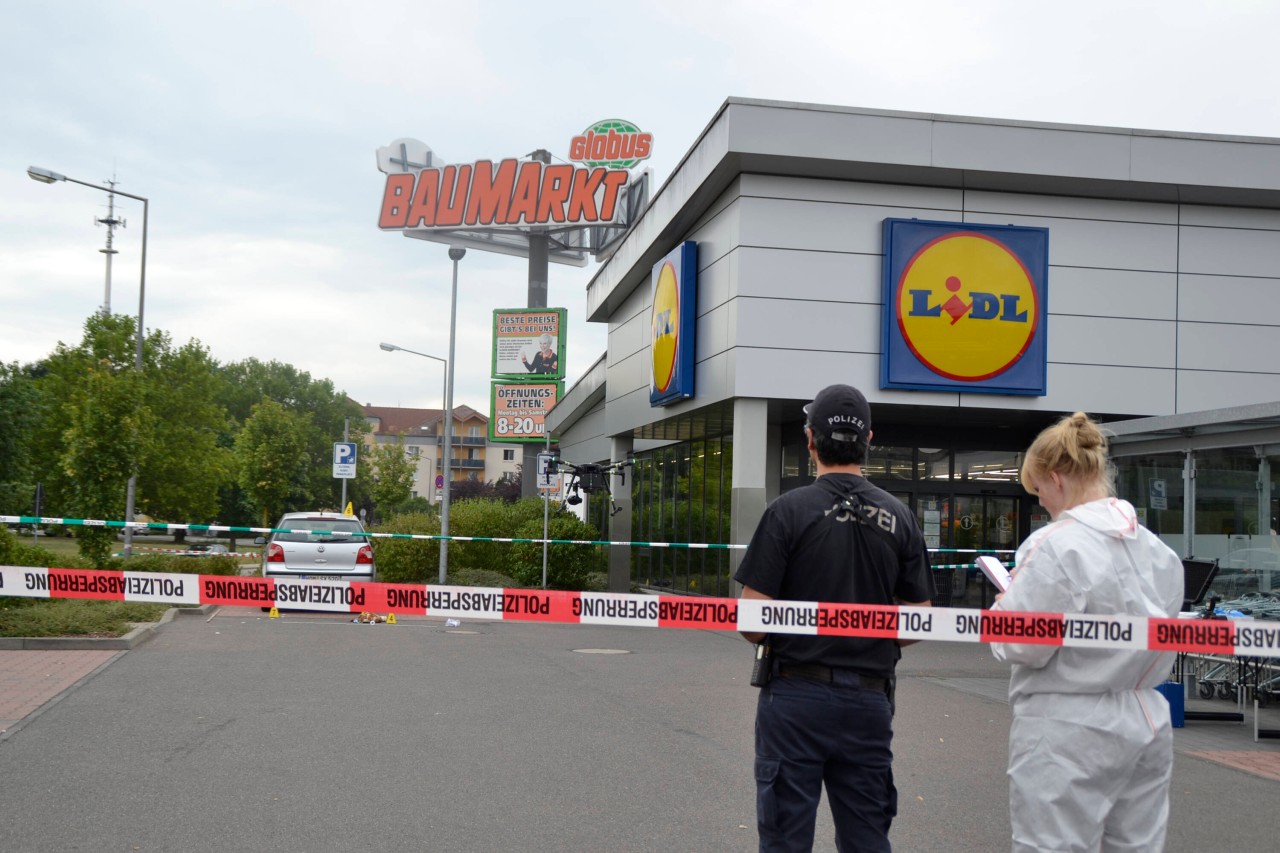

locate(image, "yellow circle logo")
[[651, 261, 680, 393], [896, 233, 1039, 381]]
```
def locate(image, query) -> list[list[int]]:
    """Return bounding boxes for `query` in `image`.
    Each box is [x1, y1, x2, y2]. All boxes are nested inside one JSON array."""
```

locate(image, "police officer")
[[736, 383, 934, 853]]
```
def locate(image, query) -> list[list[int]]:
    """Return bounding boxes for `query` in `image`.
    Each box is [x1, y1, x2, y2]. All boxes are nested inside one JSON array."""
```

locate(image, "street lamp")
[[442, 247, 464, 584], [380, 341, 450, 584], [28, 165, 149, 558]]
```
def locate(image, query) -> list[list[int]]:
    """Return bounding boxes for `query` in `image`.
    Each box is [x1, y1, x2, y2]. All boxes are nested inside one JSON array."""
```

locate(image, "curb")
[[0, 604, 212, 651]]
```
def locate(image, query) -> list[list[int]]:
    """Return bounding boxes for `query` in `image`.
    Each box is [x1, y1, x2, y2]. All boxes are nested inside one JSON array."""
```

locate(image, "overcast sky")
[[4, 0, 1278, 415]]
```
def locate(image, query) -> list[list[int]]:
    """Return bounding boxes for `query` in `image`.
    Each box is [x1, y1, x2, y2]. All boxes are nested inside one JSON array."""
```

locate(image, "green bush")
[[449, 567, 520, 588], [109, 553, 242, 576], [0, 598, 168, 637], [447, 498, 544, 575], [371, 499, 602, 588], [0, 526, 90, 569], [370, 512, 441, 584], [508, 510, 605, 590]]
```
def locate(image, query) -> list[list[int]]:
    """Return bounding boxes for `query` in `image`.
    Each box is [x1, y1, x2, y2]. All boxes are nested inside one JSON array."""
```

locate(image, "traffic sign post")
[[536, 452, 561, 493], [333, 442, 358, 479]]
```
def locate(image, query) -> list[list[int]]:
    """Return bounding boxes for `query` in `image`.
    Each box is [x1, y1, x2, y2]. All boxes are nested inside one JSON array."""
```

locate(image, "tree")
[[235, 399, 312, 526], [0, 362, 40, 513], [60, 359, 150, 565], [217, 358, 367, 517], [25, 314, 140, 526], [136, 336, 234, 538], [369, 436, 416, 521]]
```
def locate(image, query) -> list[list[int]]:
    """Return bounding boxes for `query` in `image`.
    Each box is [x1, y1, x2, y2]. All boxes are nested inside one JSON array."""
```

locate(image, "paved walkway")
[[0, 648, 120, 735]]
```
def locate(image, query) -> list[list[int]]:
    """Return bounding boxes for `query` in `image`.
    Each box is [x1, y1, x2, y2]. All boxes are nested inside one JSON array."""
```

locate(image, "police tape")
[[1, 514, 1016, 557], [2, 565, 1275, 658]]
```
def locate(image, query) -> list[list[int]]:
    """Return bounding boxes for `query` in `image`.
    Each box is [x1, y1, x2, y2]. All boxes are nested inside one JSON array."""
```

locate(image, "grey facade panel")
[[965, 211, 1178, 272], [1178, 205, 1280, 230], [963, 191, 1179, 225], [735, 248, 881, 304], [1038, 364, 1176, 416], [1176, 371, 1280, 412], [1178, 321, 1280, 372], [1179, 274, 1280, 326], [1179, 225, 1280, 277], [1047, 315, 1176, 370], [740, 173, 962, 210], [1048, 267, 1178, 321], [739, 195, 956, 255]]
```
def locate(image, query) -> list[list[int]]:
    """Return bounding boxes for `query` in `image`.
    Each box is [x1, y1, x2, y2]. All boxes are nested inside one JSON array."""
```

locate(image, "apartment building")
[[362, 403, 521, 501]]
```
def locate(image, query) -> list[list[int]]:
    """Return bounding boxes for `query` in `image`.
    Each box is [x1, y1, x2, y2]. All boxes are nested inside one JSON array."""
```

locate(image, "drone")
[[542, 452, 635, 516]]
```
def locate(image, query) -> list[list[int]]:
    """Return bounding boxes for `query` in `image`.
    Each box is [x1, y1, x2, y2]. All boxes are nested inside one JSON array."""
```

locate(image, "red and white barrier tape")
[[2, 565, 1275, 657]]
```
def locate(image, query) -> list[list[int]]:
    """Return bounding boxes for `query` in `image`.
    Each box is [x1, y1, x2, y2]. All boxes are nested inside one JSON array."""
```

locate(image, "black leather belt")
[[777, 663, 887, 692]]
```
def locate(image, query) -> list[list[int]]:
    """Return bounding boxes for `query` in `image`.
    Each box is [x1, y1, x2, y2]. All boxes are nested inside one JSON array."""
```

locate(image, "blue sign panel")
[[881, 219, 1049, 395], [649, 241, 698, 407]]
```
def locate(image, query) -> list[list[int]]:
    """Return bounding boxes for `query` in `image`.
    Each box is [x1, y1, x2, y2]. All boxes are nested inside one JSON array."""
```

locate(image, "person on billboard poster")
[[521, 334, 559, 375]]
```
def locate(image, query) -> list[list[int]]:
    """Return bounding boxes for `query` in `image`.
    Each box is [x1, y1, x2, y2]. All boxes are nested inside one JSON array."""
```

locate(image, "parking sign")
[[333, 442, 357, 479]]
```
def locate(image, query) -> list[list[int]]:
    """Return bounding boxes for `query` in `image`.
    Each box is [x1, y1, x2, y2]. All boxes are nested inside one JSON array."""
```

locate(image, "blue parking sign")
[[333, 442, 357, 479]]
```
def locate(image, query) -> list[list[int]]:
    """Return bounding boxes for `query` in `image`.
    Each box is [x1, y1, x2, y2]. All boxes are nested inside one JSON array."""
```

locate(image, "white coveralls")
[[991, 498, 1184, 853]]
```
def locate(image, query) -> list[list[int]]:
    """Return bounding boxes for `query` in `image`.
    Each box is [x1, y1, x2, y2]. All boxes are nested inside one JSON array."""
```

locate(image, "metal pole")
[[122, 195, 147, 559], [542, 431, 551, 589], [441, 247, 465, 583], [341, 417, 349, 510]]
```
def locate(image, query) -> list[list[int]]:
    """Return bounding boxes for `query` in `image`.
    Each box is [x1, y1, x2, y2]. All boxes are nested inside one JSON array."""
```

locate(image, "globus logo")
[[651, 260, 680, 393], [896, 232, 1040, 382], [569, 119, 653, 169]]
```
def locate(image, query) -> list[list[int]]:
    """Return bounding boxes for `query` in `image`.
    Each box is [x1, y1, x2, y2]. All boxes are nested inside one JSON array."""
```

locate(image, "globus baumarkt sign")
[[490, 381, 563, 443], [376, 121, 653, 232]]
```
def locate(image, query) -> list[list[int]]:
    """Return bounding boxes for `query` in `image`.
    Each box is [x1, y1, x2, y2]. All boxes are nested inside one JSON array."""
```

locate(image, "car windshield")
[[275, 519, 364, 543]]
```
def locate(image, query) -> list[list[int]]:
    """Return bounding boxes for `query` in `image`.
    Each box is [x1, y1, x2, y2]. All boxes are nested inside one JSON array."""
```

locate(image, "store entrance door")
[[946, 494, 1020, 607], [904, 491, 1022, 607]]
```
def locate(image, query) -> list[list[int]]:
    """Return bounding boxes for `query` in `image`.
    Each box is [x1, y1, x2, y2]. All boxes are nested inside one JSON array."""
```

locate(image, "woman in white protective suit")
[[991, 412, 1184, 853]]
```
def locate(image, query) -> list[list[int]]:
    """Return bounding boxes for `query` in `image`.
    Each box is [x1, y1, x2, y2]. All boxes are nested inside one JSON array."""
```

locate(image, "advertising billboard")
[[492, 308, 566, 380], [490, 382, 563, 443]]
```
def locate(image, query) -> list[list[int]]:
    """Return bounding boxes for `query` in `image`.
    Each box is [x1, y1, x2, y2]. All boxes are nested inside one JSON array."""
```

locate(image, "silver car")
[[261, 512, 376, 583]]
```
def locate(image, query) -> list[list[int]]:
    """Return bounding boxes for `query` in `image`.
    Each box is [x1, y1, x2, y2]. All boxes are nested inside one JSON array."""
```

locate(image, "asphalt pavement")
[[0, 608, 1276, 852]]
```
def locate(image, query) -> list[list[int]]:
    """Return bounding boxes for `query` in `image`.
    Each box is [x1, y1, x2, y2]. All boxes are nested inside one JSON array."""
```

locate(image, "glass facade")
[[630, 435, 734, 596], [1114, 448, 1280, 603], [612, 419, 1280, 613]]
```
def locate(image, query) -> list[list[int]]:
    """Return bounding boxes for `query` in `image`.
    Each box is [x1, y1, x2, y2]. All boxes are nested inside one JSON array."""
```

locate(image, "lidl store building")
[[546, 98, 1280, 606]]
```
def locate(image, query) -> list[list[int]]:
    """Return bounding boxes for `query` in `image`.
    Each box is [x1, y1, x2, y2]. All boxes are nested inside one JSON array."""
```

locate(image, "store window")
[[955, 450, 1022, 484], [917, 448, 949, 482], [864, 445, 913, 480], [631, 433, 733, 596], [1112, 453, 1185, 553]]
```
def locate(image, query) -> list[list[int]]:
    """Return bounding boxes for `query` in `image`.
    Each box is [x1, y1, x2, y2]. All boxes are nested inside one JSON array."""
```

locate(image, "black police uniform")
[[735, 472, 933, 853]]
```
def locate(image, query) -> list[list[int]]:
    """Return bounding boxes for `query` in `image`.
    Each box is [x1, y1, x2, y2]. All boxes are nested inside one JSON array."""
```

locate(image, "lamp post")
[[443, 247, 464, 584], [28, 166, 149, 558], [380, 341, 450, 584]]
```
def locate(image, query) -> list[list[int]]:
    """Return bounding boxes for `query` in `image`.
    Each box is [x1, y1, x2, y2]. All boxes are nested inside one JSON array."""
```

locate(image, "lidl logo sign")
[[881, 219, 1048, 395], [650, 241, 698, 407]]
